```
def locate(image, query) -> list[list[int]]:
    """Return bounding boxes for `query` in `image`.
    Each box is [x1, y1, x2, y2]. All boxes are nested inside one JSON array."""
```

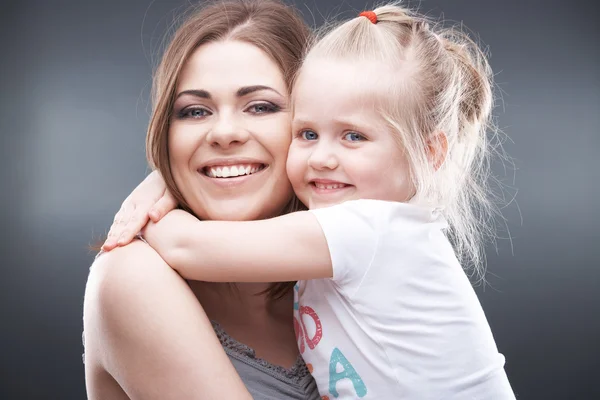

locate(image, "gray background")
[[1, 0, 598, 398]]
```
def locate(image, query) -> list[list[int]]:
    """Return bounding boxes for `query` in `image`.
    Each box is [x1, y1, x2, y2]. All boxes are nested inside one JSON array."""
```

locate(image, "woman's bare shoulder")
[[91, 239, 166, 270], [87, 239, 173, 299]]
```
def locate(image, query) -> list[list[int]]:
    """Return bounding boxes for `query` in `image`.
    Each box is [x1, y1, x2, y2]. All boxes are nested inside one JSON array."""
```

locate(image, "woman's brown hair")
[[146, 0, 311, 299]]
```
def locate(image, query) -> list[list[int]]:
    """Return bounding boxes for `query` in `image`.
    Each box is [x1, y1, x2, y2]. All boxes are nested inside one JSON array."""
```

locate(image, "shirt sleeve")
[[309, 200, 384, 292]]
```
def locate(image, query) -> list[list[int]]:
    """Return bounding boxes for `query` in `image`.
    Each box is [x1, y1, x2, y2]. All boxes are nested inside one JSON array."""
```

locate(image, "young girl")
[[110, 3, 514, 398]]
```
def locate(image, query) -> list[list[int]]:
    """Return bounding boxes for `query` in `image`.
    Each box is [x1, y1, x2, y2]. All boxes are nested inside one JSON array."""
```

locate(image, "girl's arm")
[[103, 170, 177, 251], [142, 209, 333, 282]]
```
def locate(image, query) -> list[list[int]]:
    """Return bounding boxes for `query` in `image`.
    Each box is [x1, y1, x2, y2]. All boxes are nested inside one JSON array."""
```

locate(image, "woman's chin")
[[192, 194, 293, 221]]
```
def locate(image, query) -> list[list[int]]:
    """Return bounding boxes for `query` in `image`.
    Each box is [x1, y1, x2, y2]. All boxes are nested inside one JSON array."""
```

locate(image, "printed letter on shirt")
[[328, 347, 367, 398], [299, 306, 323, 350]]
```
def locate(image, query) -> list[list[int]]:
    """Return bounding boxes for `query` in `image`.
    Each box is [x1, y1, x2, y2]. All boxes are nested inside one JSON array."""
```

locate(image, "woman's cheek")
[[168, 126, 195, 165]]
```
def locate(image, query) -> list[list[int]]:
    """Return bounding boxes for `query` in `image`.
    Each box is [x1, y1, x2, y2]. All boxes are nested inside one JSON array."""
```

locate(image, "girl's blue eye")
[[180, 107, 211, 119], [344, 132, 365, 142], [301, 130, 319, 140]]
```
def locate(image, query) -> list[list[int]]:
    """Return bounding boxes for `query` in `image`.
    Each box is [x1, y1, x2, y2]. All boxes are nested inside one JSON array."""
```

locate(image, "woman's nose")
[[206, 115, 250, 149]]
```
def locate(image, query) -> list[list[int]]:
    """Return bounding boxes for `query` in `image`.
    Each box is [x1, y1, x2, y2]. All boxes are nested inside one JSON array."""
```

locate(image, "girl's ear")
[[427, 131, 448, 171]]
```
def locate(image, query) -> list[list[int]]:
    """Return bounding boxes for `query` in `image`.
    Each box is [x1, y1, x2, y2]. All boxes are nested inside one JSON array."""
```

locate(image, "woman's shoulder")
[[88, 239, 171, 295], [91, 239, 164, 269]]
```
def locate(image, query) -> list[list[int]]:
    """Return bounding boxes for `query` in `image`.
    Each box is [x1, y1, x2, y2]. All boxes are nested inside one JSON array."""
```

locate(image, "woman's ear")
[[427, 131, 448, 171]]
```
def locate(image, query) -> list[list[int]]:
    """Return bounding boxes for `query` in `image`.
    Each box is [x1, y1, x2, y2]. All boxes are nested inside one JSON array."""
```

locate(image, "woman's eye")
[[180, 107, 211, 119], [301, 130, 319, 141], [247, 102, 280, 114], [344, 132, 366, 142]]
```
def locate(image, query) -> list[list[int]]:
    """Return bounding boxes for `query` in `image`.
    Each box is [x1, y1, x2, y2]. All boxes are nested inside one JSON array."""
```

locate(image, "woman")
[[83, 1, 319, 398]]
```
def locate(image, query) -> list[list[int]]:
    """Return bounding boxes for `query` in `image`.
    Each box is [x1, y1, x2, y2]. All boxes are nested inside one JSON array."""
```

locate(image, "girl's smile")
[[287, 58, 415, 210]]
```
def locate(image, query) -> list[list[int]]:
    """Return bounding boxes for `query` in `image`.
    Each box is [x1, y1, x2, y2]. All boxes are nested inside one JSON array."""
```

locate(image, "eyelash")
[[296, 130, 367, 142], [177, 102, 281, 120], [298, 130, 318, 140], [343, 132, 366, 142], [177, 106, 211, 119], [246, 102, 281, 114]]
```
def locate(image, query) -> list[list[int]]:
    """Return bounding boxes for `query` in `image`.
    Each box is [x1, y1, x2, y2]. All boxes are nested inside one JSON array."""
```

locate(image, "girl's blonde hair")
[[304, 2, 500, 278]]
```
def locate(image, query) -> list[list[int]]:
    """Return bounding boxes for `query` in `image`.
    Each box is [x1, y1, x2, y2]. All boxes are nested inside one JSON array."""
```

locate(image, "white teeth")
[[315, 182, 345, 189], [206, 164, 264, 178]]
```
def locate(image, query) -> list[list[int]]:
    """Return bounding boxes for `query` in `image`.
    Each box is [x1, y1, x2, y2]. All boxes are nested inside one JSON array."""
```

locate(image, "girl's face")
[[287, 58, 415, 209], [169, 40, 294, 221]]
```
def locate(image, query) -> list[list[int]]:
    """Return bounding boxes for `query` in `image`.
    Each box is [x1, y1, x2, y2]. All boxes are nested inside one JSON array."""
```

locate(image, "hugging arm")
[[102, 170, 177, 251], [142, 209, 333, 282]]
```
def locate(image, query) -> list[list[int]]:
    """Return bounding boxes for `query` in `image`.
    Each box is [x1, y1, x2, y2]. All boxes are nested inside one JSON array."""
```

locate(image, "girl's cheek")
[[286, 148, 304, 180]]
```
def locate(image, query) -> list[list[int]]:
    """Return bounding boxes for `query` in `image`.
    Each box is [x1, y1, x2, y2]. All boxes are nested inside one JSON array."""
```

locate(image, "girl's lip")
[[309, 179, 350, 186], [309, 181, 353, 193]]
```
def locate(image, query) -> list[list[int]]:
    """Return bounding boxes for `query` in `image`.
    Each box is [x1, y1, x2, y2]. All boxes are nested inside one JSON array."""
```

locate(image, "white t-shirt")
[[292, 199, 514, 399]]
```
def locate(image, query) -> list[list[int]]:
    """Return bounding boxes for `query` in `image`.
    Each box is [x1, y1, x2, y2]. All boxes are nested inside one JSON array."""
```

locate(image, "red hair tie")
[[359, 11, 378, 24]]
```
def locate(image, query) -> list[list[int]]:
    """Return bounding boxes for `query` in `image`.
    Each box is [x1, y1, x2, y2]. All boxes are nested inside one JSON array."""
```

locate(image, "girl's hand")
[[141, 209, 197, 257], [102, 171, 177, 251]]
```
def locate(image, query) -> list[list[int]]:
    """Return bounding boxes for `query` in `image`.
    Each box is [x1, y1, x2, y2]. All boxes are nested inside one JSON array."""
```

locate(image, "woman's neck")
[[188, 281, 299, 368], [187, 281, 292, 323]]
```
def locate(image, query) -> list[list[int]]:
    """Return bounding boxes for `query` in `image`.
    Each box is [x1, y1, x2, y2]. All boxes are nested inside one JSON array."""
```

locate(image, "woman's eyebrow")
[[175, 86, 282, 100], [176, 89, 211, 99], [237, 85, 282, 97]]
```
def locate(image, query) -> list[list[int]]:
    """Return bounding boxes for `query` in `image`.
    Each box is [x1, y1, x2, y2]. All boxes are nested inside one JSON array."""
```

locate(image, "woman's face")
[[169, 40, 294, 221]]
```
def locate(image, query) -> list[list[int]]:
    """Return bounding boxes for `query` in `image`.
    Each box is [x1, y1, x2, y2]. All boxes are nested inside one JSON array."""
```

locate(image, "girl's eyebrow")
[[293, 115, 365, 130]]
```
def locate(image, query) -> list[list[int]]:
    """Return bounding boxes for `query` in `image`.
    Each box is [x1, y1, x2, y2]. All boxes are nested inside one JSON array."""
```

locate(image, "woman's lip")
[[201, 158, 266, 169], [197, 165, 269, 187], [200, 163, 267, 178]]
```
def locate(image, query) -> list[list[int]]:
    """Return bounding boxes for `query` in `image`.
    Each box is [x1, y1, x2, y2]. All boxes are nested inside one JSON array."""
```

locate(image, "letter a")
[[328, 348, 367, 398]]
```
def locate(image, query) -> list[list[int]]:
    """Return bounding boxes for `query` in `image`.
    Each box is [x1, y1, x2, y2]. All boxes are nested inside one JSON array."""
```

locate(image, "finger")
[[149, 192, 178, 222], [117, 210, 150, 246], [112, 203, 131, 227], [101, 240, 116, 252], [108, 214, 127, 246], [117, 228, 139, 246], [121, 202, 137, 226], [102, 227, 120, 251], [105, 201, 131, 250], [112, 210, 124, 225]]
